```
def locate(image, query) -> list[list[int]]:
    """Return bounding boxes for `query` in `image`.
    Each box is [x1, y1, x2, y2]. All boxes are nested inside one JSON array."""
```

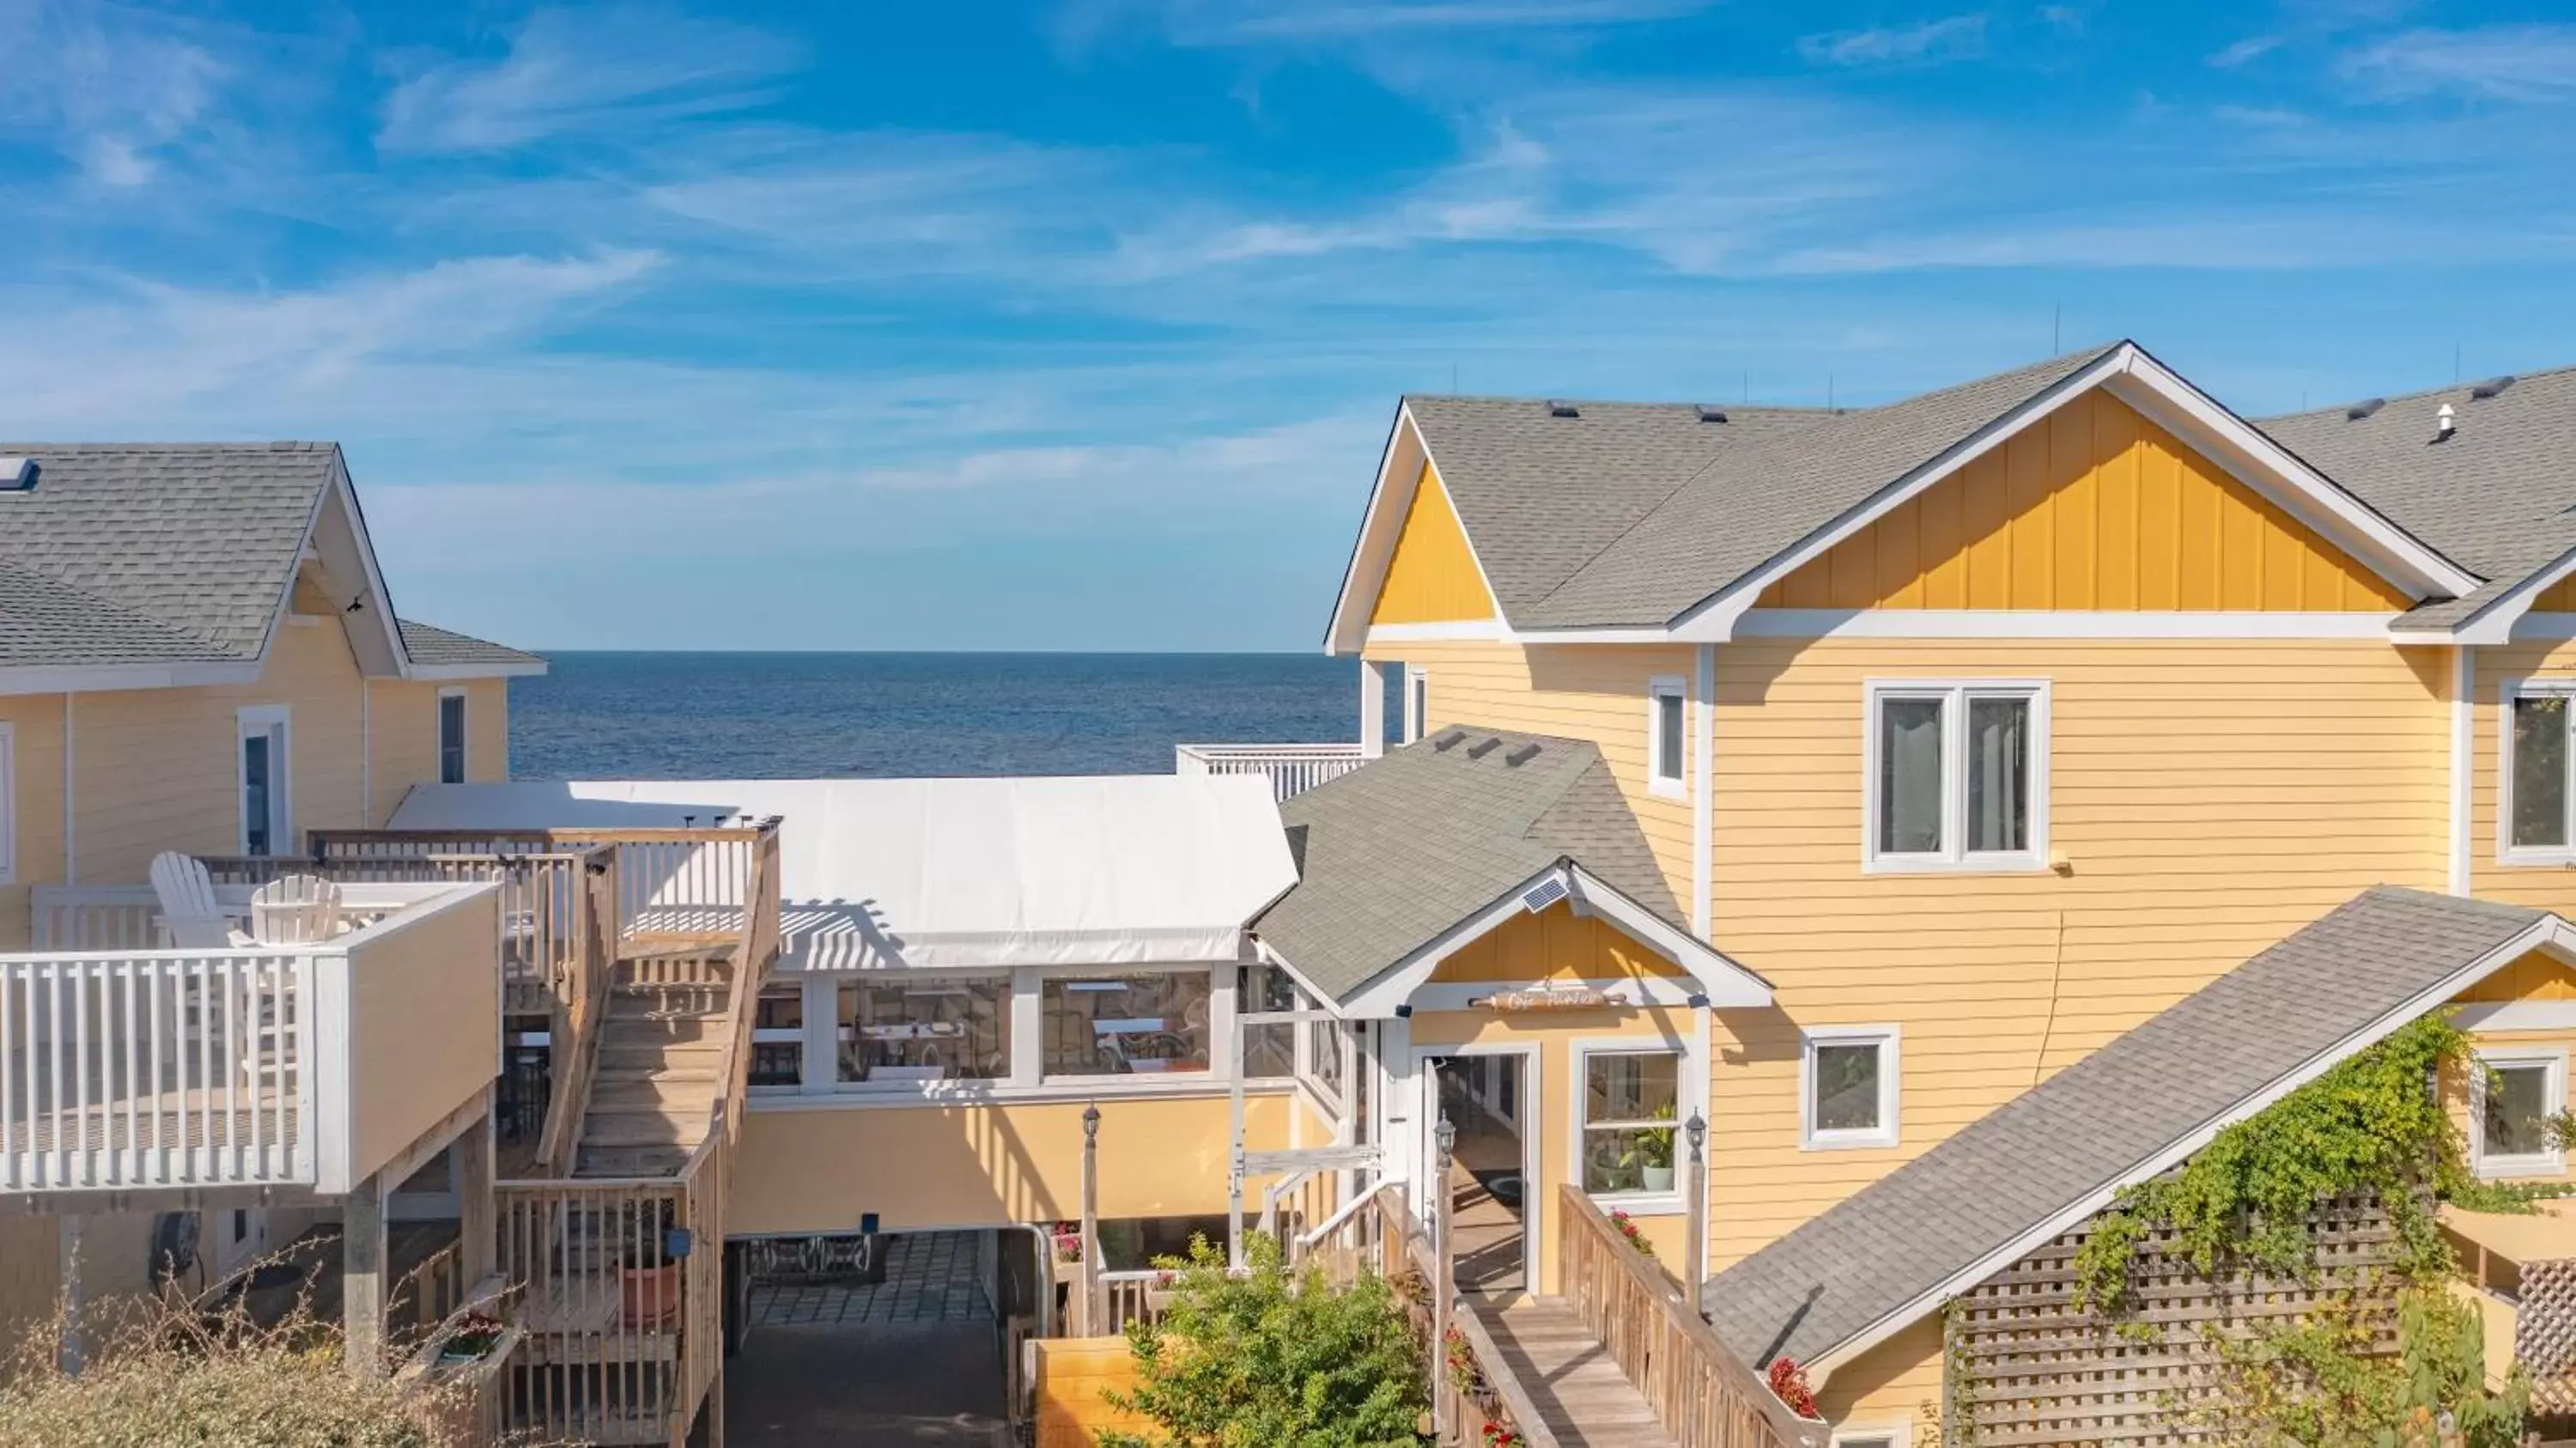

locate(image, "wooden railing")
[[532, 862, 620, 1177], [1556, 1186, 1820, 1448], [1174, 743, 1370, 801], [494, 1110, 727, 1446]]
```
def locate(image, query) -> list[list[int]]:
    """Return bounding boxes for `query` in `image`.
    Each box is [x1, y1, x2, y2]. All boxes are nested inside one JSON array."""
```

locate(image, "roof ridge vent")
[[1546, 400, 1580, 418], [0, 457, 33, 491], [1467, 735, 1502, 759], [2472, 374, 2518, 401], [1696, 405, 1728, 423], [2346, 398, 2385, 421]]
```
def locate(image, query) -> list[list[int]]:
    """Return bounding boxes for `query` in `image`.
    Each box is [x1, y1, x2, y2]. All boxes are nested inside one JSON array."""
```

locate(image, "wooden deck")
[[1470, 1293, 1679, 1448]]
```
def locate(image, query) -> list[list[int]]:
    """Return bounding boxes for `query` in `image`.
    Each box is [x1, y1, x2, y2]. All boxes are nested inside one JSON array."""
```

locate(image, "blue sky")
[[6, 1, 2576, 651]]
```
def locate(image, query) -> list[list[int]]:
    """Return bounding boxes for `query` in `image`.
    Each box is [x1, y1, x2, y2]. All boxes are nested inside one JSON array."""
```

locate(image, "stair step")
[[590, 1079, 721, 1110], [575, 1145, 698, 1177], [599, 1015, 721, 1044], [580, 1109, 713, 1148], [606, 993, 726, 1024]]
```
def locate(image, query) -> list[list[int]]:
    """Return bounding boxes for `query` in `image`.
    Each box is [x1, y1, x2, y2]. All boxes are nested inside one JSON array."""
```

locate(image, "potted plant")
[[1766, 1356, 1826, 1422], [621, 1202, 685, 1329], [1608, 1208, 1656, 1259], [1621, 1105, 1677, 1193], [1050, 1222, 1083, 1285]]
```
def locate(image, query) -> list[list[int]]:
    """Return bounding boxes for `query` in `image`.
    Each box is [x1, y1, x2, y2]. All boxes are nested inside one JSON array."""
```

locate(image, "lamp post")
[[1684, 1112, 1709, 1308], [1081, 1103, 1103, 1336]]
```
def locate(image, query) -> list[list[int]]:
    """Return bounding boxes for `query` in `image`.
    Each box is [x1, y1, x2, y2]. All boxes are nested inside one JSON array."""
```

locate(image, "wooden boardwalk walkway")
[[1469, 1292, 1678, 1448]]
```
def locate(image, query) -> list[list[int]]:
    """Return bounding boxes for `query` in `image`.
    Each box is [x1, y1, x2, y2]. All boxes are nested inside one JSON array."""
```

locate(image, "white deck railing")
[[1174, 743, 1370, 801], [5, 880, 499, 1196]]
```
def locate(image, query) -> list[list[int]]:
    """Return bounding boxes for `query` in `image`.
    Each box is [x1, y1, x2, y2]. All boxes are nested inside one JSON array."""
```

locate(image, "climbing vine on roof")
[[2073, 1013, 2515, 1315]]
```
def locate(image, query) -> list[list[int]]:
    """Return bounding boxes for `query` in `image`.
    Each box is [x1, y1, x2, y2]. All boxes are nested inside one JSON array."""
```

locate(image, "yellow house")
[[0, 443, 539, 1366]]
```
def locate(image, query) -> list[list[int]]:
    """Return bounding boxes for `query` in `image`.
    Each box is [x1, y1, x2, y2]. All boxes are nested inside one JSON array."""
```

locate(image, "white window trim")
[[2497, 677, 2576, 865], [2471, 1046, 2567, 1180], [234, 705, 293, 856], [1568, 1034, 1698, 1217], [436, 686, 469, 785], [1801, 1024, 1902, 1152], [1861, 678, 2050, 874], [0, 721, 15, 885], [1647, 674, 1688, 800], [1405, 664, 1430, 745], [1830, 1425, 1911, 1448]]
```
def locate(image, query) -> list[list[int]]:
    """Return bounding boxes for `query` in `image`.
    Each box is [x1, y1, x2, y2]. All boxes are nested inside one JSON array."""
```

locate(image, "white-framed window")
[[2473, 1047, 2567, 1178], [1040, 969, 1214, 1080], [235, 706, 292, 856], [0, 721, 15, 885], [437, 688, 469, 785], [1575, 1044, 1684, 1205], [1647, 675, 1687, 799], [1831, 1427, 1908, 1448], [1862, 680, 2047, 873], [1406, 665, 1430, 745], [1802, 1025, 1900, 1150], [2503, 680, 2576, 861]]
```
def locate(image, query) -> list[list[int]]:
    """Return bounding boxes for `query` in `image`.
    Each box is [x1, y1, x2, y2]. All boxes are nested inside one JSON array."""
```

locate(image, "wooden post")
[[1080, 1103, 1102, 1337], [1431, 1115, 1455, 1445], [458, 1097, 496, 1287], [344, 1169, 389, 1378], [1683, 1111, 1708, 1311]]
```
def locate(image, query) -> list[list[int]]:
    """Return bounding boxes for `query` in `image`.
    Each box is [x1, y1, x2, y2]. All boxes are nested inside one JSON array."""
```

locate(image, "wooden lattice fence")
[[1946, 1193, 2403, 1447]]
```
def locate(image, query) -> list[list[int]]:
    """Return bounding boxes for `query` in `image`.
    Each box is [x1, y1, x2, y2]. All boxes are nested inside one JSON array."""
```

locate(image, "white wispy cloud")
[[378, 3, 802, 154], [2342, 24, 2576, 102], [2207, 34, 2282, 68], [1797, 15, 1985, 68], [0, 1, 233, 186], [1060, 0, 1710, 48]]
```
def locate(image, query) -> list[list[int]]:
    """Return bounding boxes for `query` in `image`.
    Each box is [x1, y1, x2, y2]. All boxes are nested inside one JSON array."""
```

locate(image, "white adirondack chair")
[[149, 852, 252, 949], [248, 874, 343, 945]]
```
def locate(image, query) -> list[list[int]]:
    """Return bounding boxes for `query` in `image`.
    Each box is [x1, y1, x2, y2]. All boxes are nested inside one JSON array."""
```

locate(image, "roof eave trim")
[[1332, 861, 1773, 1018], [2439, 544, 2576, 646], [405, 659, 550, 681], [0, 661, 267, 696], [1804, 910, 2576, 1383], [1665, 344, 2478, 643]]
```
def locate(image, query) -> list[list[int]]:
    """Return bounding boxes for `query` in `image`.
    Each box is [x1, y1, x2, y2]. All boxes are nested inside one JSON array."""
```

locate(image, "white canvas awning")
[[389, 776, 1298, 970]]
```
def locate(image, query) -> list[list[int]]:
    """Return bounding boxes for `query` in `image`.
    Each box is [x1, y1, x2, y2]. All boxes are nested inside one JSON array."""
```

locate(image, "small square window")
[[1803, 1027, 1899, 1150], [1648, 676, 1687, 798], [2475, 1050, 2567, 1178]]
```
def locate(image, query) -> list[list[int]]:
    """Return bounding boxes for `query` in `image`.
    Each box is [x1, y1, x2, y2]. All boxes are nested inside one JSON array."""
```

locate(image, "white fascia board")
[[1405, 976, 1704, 1012], [1250, 936, 1356, 1019], [2441, 545, 2576, 647], [1508, 625, 1680, 645], [1671, 347, 2137, 644], [0, 661, 267, 696], [1338, 867, 1566, 1019], [1566, 867, 1771, 1007], [1324, 405, 1429, 656], [1735, 609, 2408, 641], [323, 454, 415, 679], [2099, 353, 2476, 598], [1807, 913, 2576, 1382], [405, 660, 550, 681], [1364, 620, 1513, 644]]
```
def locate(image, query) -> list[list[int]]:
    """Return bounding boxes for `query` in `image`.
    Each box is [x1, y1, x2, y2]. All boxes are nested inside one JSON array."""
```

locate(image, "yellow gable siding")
[[1370, 463, 1499, 625], [1758, 390, 2408, 612], [2536, 576, 2576, 611], [2449, 950, 2576, 1190], [1428, 899, 1686, 983]]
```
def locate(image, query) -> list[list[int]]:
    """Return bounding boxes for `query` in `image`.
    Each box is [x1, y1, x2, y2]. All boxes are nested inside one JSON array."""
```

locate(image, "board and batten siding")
[[1370, 462, 1498, 625], [1707, 636, 2450, 1264], [1359, 639, 1701, 917], [1755, 389, 2408, 612]]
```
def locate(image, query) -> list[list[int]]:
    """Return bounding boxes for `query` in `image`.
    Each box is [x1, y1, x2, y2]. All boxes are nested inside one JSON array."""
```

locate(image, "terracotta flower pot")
[[623, 1262, 680, 1328]]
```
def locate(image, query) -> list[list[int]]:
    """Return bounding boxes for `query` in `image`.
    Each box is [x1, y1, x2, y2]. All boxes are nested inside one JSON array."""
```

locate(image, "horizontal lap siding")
[[2471, 640, 2576, 916], [75, 623, 371, 882], [1813, 1317, 1944, 1441], [0, 695, 68, 949], [1709, 638, 2448, 1265], [1364, 640, 1698, 911], [368, 678, 512, 823]]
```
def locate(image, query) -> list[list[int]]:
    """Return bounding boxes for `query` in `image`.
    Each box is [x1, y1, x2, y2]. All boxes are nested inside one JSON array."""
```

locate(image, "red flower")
[[1766, 1356, 1822, 1421]]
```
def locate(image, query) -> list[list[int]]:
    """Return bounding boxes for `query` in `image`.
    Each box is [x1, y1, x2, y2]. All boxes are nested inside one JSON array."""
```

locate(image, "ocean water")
[[508, 652, 1397, 781]]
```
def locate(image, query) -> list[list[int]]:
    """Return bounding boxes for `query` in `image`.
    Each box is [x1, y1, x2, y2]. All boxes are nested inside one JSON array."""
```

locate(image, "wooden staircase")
[[575, 964, 736, 1177]]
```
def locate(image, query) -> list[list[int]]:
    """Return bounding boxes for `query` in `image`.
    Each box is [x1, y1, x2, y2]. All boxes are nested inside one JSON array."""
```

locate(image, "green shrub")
[[1103, 1232, 1428, 1448]]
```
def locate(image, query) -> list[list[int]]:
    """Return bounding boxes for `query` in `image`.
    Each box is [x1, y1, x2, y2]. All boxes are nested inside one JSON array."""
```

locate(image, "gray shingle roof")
[[1702, 887, 2551, 1372], [1253, 728, 1689, 1003], [0, 442, 339, 665], [2256, 368, 2576, 630], [398, 619, 546, 670]]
